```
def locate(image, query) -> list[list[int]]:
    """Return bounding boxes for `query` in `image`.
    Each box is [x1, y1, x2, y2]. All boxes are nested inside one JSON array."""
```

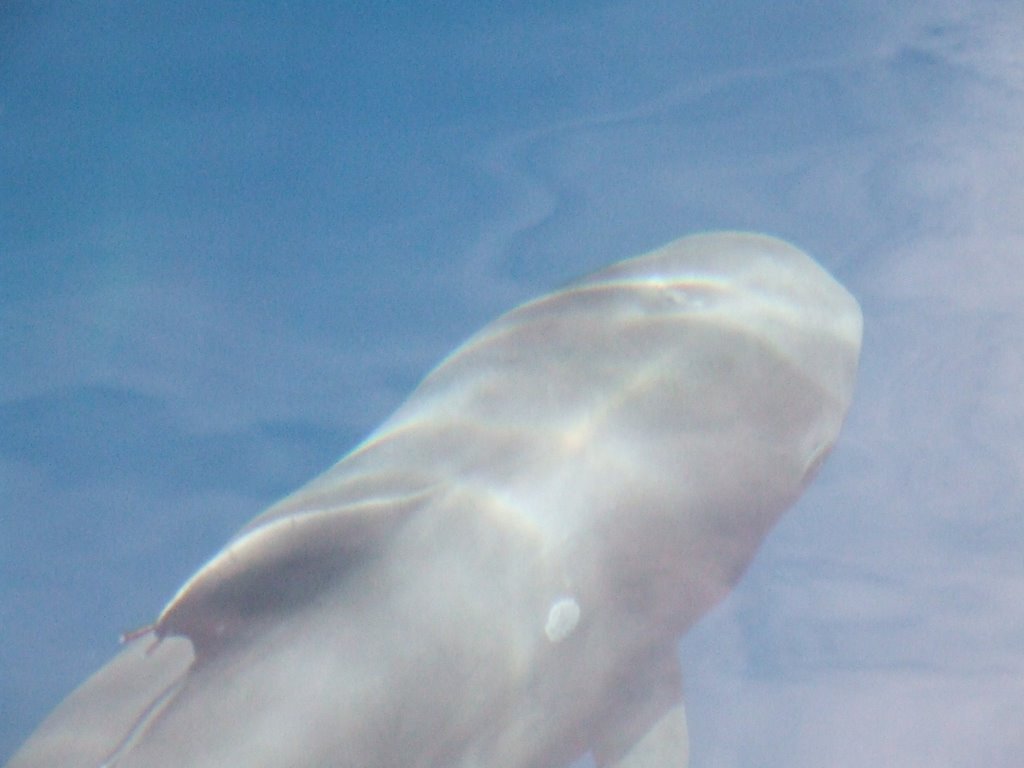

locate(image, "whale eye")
[[544, 597, 581, 642]]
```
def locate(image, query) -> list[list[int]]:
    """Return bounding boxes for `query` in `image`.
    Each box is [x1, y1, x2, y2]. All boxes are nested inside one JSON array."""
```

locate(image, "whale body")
[[6, 232, 862, 768]]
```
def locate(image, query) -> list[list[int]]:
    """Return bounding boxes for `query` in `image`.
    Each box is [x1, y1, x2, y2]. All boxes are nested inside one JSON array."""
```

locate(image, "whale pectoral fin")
[[599, 702, 689, 768], [592, 651, 689, 768], [153, 488, 430, 657]]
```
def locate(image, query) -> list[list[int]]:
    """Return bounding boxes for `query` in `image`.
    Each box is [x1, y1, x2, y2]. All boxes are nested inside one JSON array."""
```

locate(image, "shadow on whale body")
[[6, 232, 863, 768]]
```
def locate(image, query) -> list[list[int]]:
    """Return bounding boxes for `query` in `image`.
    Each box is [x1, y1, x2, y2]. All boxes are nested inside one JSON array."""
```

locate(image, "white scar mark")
[[545, 597, 581, 642]]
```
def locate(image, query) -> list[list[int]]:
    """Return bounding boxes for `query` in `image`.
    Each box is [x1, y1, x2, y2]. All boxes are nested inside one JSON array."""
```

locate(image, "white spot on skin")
[[545, 597, 580, 642]]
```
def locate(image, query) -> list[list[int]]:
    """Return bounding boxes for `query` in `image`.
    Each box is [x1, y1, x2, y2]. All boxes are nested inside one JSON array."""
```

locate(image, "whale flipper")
[[591, 650, 689, 768], [603, 704, 690, 768], [152, 488, 427, 656]]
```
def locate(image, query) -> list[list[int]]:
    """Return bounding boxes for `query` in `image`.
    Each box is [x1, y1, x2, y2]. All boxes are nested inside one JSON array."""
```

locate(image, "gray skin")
[[7, 232, 862, 768]]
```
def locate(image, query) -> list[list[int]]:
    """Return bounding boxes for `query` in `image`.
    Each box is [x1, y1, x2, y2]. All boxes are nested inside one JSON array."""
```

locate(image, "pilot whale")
[[6, 232, 862, 768]]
